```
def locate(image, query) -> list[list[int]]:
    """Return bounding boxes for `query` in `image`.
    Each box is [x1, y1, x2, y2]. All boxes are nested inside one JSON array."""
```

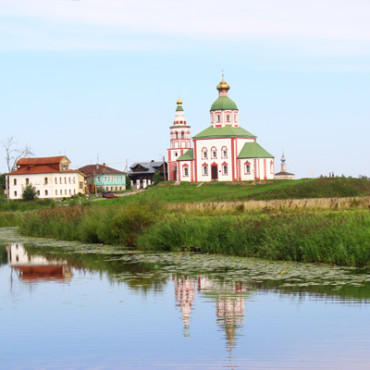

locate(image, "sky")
[[1, 0, 369, 178]]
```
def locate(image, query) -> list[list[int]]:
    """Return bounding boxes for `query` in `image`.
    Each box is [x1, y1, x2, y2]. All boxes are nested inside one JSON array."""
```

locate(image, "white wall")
[[7, 173, 83, 199]]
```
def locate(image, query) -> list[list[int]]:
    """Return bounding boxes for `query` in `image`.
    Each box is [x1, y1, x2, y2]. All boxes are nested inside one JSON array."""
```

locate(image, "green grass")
[[96, 177, 370, 206]]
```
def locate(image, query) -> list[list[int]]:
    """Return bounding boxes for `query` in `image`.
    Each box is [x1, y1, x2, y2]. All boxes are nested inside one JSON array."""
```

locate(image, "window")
[[175, 132, 178, 139], [223, 165, 228, 175], [37, 190, 40, 196], [25, 178, 29, 185], [45, 190, 48, 196], [202, 165, 208, 176], [72, 177, 76, 184], [245, 163, 251, 174], [44, 177, 48, 185], [212, 148, 217, 158], [55, 190, 58, 195], [60, 190, 63, 195], [55, 178, 58, 184], [68, 177, 71, 184], [13, 179, 17, 186], [223, 149, 228, 158], [69, 189, 71, 195], [79, 182, 83, 189], [64, 177, 67, 184], [217, 115, 221, 122], [97, 176, 100, 182], [59, 177, 62, 184], [183, 166, 189, 177], [14, 191, 17, 197], [270, 161, 274, 174], [181, 131, 185, 139], [234, 114, 238, 123], [175, 152, 178, 157], [64, 189, 67, 195], [226, 114, 230, 122], [202, 148, 208, 159]]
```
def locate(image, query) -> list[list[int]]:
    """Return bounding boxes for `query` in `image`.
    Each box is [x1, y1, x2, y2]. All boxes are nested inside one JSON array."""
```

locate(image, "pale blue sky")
[[1, 0, 369, 178]]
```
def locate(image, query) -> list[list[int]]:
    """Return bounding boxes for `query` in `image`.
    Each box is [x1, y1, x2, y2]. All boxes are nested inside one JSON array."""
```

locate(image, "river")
[[1, 227, 370, 369]]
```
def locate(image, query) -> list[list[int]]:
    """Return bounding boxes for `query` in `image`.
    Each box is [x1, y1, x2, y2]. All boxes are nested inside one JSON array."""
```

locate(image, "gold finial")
[[217, 72, 230, 92], [177, 97, 183, 105]]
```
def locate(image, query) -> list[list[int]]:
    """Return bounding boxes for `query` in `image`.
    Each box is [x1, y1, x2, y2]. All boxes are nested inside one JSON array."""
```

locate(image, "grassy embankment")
[[15, 177, 370, 267]]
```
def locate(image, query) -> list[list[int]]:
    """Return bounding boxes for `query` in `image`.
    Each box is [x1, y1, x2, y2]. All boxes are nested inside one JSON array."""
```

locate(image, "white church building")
[[167, 76, 275, 182]]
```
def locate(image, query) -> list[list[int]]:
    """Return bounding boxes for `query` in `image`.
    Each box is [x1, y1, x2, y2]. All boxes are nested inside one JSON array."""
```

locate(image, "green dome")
[[210, 96, 238, 111]]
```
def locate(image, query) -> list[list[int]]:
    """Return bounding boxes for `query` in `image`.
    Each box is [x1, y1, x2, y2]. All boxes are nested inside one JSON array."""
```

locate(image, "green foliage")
[[22, 184, 38, 201], [153, 172, 163, 185]]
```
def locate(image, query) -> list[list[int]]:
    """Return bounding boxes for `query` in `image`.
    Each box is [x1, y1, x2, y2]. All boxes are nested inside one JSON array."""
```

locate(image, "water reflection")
[[6, 243, 72, 282]]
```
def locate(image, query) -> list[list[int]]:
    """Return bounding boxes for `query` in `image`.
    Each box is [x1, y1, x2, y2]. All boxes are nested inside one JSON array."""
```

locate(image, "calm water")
[[1, 227, 370, 370]]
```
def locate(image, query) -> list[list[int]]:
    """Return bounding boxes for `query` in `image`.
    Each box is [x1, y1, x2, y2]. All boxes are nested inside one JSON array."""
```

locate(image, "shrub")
[[22, 184, 38, 201]]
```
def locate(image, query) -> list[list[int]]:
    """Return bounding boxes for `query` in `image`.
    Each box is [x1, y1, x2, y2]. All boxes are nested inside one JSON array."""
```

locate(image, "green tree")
[[22, 184, 38, 201], [153, 172, 163, 185]]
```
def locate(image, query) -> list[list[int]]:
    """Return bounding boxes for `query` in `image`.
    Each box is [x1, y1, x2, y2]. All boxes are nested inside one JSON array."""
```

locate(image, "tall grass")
[[18, 199, 370, 267], [138, 212, 370, 267]]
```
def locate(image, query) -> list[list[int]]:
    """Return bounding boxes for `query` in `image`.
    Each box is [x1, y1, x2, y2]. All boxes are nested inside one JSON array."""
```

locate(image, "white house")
[[167, 76, 275, 182], [6, 156, 86, 199]]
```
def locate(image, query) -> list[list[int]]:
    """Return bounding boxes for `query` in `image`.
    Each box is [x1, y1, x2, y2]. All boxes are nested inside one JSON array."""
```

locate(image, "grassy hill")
[[100, 177, 370, 206]]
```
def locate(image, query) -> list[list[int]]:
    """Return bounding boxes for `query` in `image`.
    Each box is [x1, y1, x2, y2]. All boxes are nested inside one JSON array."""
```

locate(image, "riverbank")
[[3, 177, 370, 267], [16, 201, 370, 267]]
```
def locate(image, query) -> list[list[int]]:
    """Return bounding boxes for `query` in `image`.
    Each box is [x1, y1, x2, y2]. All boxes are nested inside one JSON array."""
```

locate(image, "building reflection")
[[173, 275, 248, 361], [6, 243, 72, 282]]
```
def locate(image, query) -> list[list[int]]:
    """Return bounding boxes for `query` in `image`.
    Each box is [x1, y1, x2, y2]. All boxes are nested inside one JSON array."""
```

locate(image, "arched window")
[[217, 114, 221, 122], [175, 132, 178, 139], [181, 131, 185, 139], [202, 165, 208, 176], [211, 147, 217, 159], [183, 166, 189, 177], [202, 148, 208, 159], [245, 161, 251, 174], [222, 147, 228, 159]]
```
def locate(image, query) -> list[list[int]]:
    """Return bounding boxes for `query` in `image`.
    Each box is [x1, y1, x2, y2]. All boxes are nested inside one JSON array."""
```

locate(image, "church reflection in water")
[[6, 243, 72, 282], [174, 276, 248, 357]]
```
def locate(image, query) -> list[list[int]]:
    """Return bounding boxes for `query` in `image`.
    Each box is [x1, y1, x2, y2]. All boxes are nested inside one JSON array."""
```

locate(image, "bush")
[[22, 184, 38, 201]]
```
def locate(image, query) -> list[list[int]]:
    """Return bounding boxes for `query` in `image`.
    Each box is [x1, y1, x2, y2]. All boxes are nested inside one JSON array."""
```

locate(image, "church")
[[167, 76, 275, 182]]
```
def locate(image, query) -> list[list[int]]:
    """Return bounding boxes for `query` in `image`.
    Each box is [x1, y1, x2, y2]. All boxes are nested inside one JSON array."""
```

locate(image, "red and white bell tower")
[[167, 98, 191, 181]]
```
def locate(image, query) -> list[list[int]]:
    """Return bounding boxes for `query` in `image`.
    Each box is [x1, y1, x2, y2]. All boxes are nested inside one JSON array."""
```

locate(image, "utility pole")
[[163, 155, 167, 181]]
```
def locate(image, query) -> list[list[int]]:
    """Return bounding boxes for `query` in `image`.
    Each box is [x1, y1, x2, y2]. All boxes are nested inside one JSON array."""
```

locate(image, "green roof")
[[193, 126, 256, 139], [237, 142, 274, 159], [176, 105, 184, 111], [210, 96, 238, 111], [177, 149, 194, 161]]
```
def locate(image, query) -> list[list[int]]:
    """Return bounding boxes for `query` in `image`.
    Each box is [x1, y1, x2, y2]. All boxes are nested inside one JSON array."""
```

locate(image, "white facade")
[[173, 76, 275, 182], [7, 172, 84, 199]]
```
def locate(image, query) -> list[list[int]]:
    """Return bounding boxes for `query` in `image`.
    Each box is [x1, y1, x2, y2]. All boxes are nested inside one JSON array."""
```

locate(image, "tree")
[[22, 184, 37, 201], [2, 137, 34, 173]]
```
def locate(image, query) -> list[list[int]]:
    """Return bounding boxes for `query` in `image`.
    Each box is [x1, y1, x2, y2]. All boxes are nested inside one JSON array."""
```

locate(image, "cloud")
[[1, 0, 370, 52]]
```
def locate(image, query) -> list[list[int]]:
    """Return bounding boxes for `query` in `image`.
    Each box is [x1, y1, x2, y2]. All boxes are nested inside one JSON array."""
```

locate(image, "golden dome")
[[217, 75, 230, 91], [177, 97, 183, 105]]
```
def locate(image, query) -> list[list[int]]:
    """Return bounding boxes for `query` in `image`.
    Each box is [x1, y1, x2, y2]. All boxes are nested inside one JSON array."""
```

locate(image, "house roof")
[[8, 156, 77, 175], [128, 161, 165, 175], [8, 166, 80, 176], [177, 149, 194, 161], [17, 156, 69, 166], [193, 125, 256, 139], [78, 164, 125, 176], [237, 142, 274, 159]]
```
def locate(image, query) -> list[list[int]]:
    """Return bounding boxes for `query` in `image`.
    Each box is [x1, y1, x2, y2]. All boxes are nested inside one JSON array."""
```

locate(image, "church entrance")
[[211, 164, 218, 181]]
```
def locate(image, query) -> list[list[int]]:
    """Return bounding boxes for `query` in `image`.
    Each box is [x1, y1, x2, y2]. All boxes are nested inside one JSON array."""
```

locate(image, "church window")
[[222, 148, 228, 158], [223, 165, 228, 175], [13, 179, 17, 186], [234, 114, 238, 123], [175, 152, 178, 157], [245, 163, 251, 174], [181, 131, 185, 139], [175, 132, 178, 139], [217, 115, 221, 122], [202, 148, 208, 159], [226, 114, 230, 122], [212, 147, 217, 158], [202, 165, 208, 176], [183, 166, 189, 177]]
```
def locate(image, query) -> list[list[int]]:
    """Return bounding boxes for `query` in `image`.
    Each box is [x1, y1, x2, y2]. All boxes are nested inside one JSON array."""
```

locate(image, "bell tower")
[[167, 98, 191, 181]]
